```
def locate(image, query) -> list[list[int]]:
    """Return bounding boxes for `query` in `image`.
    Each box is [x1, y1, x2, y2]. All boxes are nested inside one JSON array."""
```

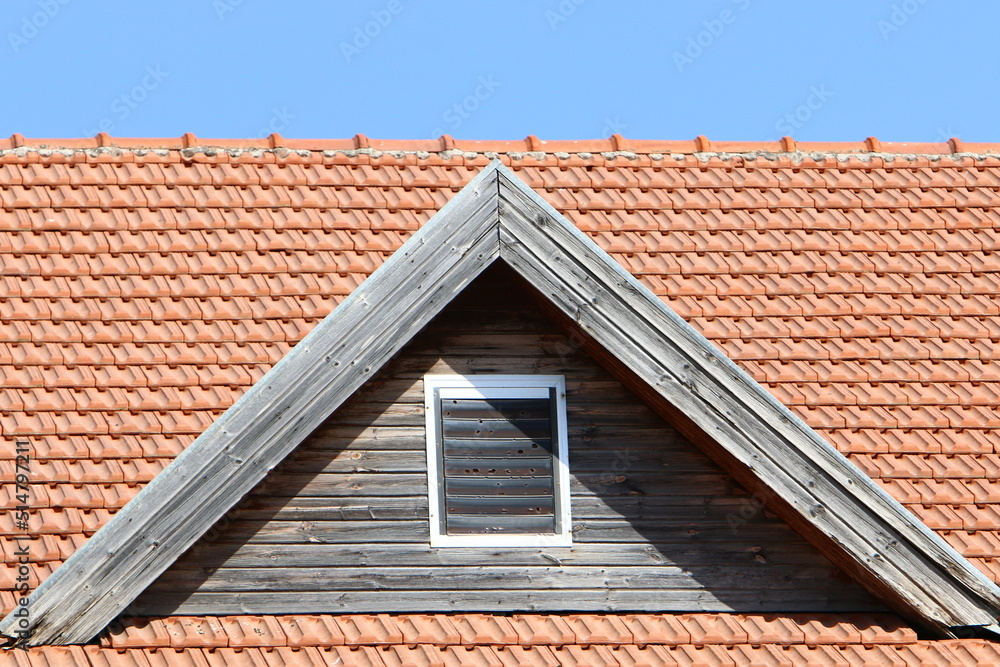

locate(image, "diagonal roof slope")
[[3, 159, 1000, 645]]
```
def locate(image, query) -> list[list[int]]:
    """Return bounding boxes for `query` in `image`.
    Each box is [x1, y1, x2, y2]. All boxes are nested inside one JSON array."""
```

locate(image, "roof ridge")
[[4, 133, 999, 159]]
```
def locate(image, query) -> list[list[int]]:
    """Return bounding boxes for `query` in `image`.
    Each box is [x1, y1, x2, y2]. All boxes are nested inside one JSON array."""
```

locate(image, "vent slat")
[[445, 496, 554, 516], [442, 398, 551, 420], [442, 418, 552, 440], [446, 476, 553, 496], [444, 456, 552, 477], [443, 438, 552, 457], [446, 514, 557, 534], [438, 394, 560, 536]]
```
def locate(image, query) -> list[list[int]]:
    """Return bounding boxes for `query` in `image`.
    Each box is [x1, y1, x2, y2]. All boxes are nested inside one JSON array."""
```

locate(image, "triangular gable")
[[134, 263, 885, 615], [4, 160, 1000, 645]]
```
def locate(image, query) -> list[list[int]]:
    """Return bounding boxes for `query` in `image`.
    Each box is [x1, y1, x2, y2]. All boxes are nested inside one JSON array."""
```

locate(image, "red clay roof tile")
[[332, 615, 404, 646]]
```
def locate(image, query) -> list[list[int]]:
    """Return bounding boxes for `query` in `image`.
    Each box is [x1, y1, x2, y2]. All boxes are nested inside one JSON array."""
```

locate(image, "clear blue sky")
[[1, 1, 996, 143]]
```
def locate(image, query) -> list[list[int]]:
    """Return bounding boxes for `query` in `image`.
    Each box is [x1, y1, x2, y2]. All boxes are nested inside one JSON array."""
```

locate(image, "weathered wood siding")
[[135, 265, 881, 614]]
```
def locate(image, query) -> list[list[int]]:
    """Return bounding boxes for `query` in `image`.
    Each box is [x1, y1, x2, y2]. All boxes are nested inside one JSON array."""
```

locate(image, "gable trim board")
[[3, 160, 999, 646]]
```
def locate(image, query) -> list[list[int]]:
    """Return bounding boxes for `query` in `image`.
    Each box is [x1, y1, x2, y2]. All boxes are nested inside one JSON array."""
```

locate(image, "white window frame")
[[423, 374, 572, 548]]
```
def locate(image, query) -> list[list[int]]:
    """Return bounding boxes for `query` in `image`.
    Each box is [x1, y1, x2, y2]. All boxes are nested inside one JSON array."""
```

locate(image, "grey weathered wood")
[[171, 542, 838, 569], [147, 565, 845, 593], [494, 166, 1000, 633], [250, 471, 735, 497], [134, 267, 878, 617], [281, 450, 426, 474], [307, 426, 426, 450], [322, 403, 424, 427], [234, 496, 431, 520], [231, 494, 768, 522], [193, 519, 805, 545], [0, 162, 505, 646], [280, 446, 697, 476], [391, 355, 608, 378], [305, 424, 688, 452], [318, 376, 639, 406]]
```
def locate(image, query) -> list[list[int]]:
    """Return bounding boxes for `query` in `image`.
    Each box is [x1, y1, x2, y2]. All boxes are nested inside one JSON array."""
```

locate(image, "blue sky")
[[1, 1, 996, 143]]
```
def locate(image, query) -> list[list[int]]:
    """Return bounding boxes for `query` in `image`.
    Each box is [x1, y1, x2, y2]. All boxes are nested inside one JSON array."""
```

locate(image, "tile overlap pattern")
[[9, 613, 1000, 665], [1, 136, 1000, 658]]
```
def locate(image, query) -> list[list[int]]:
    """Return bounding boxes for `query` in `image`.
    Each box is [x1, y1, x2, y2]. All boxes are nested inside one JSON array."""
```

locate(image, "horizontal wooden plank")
[[390, 355, 610, 379], [577, 472, 735, 496], [444, 456, 553, 477], [131, 588, 884, 616], [408, 334, 577, 358], [279, 442, 720, 475], [257, 472, 736, 497], [148, 565, 848, 593], [236, 496, 429, 520], [305, 426, 426, 450], [236, 520, 431, 543], [320, 403, 424, 427], [256, 473, 427, 497], [303, 425, 692, 452], [234, 494, 769, 521], [425, 309, 562, 334], [282, 450, 425, 474], [333, 377, 652, 407], [319, 401, 673, 429], [172, 542, 841, 570], [446, 514, 556, 535], [223, 519, 803, 545], [563, 427, 690, 450]]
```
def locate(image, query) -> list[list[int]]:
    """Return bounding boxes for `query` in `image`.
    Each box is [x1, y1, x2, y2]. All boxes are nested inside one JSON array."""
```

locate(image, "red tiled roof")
[[8, 613, 1000, 665], [2, 136, 1000, 656]]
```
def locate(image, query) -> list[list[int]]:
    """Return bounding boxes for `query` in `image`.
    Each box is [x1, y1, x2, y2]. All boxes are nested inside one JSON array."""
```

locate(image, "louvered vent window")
[[423, 375, 572, 547]]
